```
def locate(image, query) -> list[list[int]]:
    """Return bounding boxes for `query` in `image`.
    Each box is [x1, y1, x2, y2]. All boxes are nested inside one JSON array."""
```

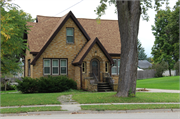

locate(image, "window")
[[43, 59, 67, 75], [105, 62, 108, 73], [60, 59, 67, 75], [66, 28, 74, 43], [111, 59, 120, 75], [44, 59, 51, 75], [82, 62, 86, 73], [52, 59, 59, 75], [28, 59, 31, 76]]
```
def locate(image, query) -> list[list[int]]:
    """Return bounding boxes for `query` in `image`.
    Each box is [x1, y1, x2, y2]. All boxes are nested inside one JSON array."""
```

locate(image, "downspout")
[[78, 64, 83, 89]]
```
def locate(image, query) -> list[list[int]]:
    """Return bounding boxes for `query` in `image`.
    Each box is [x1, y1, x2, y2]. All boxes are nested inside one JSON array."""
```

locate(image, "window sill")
[[66, 42, 74, 45]]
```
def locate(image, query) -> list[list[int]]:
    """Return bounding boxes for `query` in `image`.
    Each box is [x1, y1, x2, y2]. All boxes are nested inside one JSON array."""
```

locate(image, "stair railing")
[[103, 73, 114, 90], [89, 73, 99, 84]]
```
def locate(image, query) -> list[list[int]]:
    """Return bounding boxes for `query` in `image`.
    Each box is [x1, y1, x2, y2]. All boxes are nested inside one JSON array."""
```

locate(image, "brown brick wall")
[[25, 49, 34, 77], [32, 17, 87, 85], [82, 43, 109, 83]]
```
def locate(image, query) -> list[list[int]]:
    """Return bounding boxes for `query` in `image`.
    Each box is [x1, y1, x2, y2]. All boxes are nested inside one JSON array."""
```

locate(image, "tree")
[[95, 0, 169, 97], [151, 2, 179, 76], [1, 0, 33, 74], [137, 39, 147, 60]]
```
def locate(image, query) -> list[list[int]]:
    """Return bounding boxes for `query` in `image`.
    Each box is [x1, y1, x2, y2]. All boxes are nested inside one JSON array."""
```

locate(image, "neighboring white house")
[[162, 70, 177, 76]]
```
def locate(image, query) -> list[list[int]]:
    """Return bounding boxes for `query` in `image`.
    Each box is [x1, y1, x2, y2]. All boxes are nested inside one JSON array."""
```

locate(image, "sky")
[[10, 0, 178, 57]]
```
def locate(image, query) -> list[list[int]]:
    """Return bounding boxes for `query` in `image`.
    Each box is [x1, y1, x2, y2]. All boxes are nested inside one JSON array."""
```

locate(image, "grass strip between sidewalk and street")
[[0, 106, 66, 114], [81, 104, 180, 111], [1, 90, 88, 106], [73, 92, 179, 104], [136, 76, 179, 90]]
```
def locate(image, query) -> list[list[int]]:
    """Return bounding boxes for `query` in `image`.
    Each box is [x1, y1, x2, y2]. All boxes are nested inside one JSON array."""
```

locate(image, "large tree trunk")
[[116, 1, 141, 97]]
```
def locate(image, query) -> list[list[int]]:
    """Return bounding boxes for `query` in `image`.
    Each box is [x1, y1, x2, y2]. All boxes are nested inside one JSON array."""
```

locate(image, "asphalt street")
[[1, 112, 180, 119]]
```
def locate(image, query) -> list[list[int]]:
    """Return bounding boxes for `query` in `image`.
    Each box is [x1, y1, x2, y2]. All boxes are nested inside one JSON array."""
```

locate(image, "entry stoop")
[[98, 82, 113, 92]]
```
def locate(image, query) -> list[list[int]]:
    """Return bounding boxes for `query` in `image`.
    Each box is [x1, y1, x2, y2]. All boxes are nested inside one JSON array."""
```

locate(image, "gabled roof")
[[72, 37, 114, 65], [138, 60, 152, 69], [31, 11, 90, 65]]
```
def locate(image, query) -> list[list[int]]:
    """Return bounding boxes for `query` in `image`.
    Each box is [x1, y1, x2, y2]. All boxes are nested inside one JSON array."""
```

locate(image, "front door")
[[91, 59, 99, 81]]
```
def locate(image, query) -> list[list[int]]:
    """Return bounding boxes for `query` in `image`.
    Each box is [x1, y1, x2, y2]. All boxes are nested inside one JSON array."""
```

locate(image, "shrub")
[[174, 61, 179, 75], [16, 77, 38, 93], [16, 76, 77, 93], [1, 83, 16, 91], [152, 61, 168, 77], [38, 76, 77, 93]]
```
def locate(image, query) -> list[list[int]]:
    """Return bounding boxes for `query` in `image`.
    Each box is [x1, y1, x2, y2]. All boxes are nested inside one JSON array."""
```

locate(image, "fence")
[[137, 69, 156, 79], [1, 77, 22, 83]]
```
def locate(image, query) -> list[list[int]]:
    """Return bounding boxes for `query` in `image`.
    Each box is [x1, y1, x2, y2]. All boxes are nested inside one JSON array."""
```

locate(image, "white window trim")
[[60, 59, 67, 75], [112, 59, 120, 75], [44, 59, 51, 75], [52, 59, 59, 75], [105, 62, 108, 73], [82, 62, 86, 73], [66, 28, 74, 43]]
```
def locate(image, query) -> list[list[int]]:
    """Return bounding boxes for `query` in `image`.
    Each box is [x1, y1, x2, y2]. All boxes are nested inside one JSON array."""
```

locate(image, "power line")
[[54, 0, 84, 16]]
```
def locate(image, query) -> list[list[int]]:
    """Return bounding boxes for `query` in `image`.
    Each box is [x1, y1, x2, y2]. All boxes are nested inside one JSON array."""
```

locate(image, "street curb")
[[1, 109, 179, 117]]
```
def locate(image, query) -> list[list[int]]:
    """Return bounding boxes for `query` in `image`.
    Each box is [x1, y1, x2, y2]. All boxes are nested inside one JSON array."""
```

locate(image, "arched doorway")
[[91, 59, 100, 81]]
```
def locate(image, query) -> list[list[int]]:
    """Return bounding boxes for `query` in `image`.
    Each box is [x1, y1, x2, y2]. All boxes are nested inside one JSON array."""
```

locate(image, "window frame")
[[105, 62, 109, 73], [111, 59, 120, 75], [52, 59, 59, 75], [60, 59, 67, 75], [66, 28, 74, 43], [43, 59, 51, 75], [28, 59, 31, 76], [82, 62, 86, 73]]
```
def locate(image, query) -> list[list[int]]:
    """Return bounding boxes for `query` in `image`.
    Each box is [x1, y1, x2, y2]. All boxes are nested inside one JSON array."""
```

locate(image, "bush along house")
[[24, 11, 121, 92]]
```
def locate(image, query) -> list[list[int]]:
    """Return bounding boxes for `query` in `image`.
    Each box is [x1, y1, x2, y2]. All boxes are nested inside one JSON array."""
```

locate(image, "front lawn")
[[136, 76, 179, 90], [1, 90, 88, 106], [73, 92, 179, 104], [81, 104, 180, 111], [0, 106, 65, 114]]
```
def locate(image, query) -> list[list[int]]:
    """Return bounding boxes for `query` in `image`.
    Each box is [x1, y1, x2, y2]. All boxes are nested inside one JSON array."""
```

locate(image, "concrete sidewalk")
[[1, 103, 180, 110], [136, 88, 180, 93]]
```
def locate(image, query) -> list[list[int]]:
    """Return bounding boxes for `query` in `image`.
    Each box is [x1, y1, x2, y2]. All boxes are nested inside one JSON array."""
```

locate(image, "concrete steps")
[[98, 82, 113, 92]]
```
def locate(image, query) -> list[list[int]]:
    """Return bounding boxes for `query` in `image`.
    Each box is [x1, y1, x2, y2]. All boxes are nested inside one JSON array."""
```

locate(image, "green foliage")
[[16, 77, 38, 93], [0, 0, 33, 74], [137, 39, 147, 60], [1, 83, 16, 91], [95, 0, 169, 21], [151, 2, 179, 75], [174, 61, 179, 75], [16, 76, 77, 93], [152, 61, 168, 77], [128, 88, 135, 97], [38, 76, 77, 93]]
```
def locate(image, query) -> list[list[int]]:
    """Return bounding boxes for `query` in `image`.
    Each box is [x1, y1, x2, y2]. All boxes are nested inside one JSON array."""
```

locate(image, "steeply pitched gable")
[[31, 11, 90, 65], [72, 37, 114, 65]]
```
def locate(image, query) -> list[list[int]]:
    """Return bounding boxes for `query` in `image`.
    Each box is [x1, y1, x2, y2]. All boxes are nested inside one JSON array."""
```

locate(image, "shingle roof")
[[27, 12, 121, 54], [72, 37, 114, 65], [138, 60, 152, 69]]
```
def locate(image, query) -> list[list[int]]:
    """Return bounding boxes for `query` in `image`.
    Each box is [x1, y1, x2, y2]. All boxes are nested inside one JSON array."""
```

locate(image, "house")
[[24, 11, 121, 91], [138, 60, 152, 69]]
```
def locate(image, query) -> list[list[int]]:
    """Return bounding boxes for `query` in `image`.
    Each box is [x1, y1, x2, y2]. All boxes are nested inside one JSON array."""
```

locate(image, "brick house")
[[24, 11, 121, 91]]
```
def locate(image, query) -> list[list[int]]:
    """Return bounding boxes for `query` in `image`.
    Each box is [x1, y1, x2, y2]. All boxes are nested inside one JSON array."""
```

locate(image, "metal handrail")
[[89, 73, 98, 84], [92, 73, 98, 83]]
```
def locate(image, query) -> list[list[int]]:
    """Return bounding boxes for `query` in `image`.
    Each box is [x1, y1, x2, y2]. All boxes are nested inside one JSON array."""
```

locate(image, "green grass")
[[136, 76, 180, 90], [1, 90, 20, 94], [1, 89, 88, 106], [73, 92, 180, 104], [81, 104, 180, 111], [0, 106, 65, 114]]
